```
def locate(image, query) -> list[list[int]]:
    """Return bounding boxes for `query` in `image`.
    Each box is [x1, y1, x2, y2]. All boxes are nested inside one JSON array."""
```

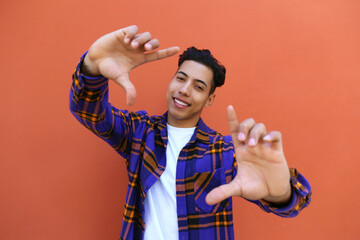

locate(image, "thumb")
[[145, 46, 180, 63], [205, 180, 241, 205], [113, 74, 137, 106]]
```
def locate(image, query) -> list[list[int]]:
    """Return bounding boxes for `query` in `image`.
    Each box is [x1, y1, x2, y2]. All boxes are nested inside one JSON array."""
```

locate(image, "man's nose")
[[179, 82, 191, 96]]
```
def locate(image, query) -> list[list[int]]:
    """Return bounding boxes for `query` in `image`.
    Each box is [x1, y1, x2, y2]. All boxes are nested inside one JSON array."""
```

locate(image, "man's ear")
[[205, 94, 216, 108]]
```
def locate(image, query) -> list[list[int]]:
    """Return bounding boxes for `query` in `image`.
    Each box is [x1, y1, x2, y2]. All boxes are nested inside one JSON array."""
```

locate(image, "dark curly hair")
[[178, 47, 226, 95]]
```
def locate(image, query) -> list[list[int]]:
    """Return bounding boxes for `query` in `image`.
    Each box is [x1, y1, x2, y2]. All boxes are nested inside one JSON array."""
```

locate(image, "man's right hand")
[[81, 25, 180, 106]]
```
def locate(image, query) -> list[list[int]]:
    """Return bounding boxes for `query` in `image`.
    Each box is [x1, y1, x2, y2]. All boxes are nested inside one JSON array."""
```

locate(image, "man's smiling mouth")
[[174, 98, 190, 107]]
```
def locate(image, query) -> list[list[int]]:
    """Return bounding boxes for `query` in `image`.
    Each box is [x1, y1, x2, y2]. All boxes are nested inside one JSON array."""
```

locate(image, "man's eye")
[[196, 85, 204, 91], [177, 76, 184, 81]]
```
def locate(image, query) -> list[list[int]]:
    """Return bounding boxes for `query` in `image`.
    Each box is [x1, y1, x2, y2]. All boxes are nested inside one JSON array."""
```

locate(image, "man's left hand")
[[205, 105, 292, 205]]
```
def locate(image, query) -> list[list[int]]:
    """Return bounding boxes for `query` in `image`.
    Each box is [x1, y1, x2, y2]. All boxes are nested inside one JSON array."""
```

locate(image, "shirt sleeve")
[[252, 168, 312, 217], [69, 52, 148, 166]]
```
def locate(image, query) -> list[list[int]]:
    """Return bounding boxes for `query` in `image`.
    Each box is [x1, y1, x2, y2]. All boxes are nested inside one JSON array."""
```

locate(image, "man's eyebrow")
[[195, 79, 207, 88], [177, 71, 208, 88], [177, 71, 188, 77]]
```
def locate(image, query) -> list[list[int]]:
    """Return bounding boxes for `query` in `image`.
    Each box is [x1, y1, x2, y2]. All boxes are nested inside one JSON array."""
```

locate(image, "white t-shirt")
[[143, 124, 195, 240]]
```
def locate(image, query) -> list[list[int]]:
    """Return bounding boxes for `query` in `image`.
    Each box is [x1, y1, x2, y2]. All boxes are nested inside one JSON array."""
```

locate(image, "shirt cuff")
[[257, 168, 312, 217], [76, 51, 108, 90]]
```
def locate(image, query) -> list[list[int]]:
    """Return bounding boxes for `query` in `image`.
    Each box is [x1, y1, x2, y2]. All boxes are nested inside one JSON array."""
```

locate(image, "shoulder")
[[118, 110, 167, 129], [206, 125, 233, 147], [115, 109, 150, 123]]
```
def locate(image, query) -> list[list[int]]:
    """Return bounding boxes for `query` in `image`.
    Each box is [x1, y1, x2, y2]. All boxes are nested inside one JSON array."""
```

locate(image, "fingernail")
[[145, 43, 152, 51], [131, 41, 139, 48], [248, 138, 256, 146], [124, 37, 130, 43], [238, 132, 246, 141], [263, 135, 271, 141]]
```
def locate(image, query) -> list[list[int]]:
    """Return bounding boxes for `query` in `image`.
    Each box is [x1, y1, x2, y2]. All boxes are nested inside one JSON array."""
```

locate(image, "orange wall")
[[1, 0, 359, 239]]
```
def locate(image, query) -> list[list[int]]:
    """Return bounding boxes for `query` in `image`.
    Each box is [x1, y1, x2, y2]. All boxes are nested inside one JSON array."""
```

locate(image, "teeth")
[[174, 98, 189, 106]]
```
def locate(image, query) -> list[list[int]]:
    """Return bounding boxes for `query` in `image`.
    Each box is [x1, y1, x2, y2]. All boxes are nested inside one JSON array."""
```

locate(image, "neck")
[[167, 114, 199, 128]]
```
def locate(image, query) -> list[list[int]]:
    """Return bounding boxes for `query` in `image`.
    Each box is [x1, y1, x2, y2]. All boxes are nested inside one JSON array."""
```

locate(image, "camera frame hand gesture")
[[82, 25, 180, 106]]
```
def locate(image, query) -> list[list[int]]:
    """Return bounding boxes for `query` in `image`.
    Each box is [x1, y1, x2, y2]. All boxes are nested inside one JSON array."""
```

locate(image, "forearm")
[[70, 52, 150, 164], [70, 52, 111, 136]]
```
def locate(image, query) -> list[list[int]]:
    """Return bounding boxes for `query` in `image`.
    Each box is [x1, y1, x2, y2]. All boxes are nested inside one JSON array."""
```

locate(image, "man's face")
[[166, 60, 215, 128]]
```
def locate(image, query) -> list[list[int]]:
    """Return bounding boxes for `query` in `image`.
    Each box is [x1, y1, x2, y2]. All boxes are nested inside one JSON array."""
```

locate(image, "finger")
[[123, 25, 139, 44], [227, 105, 246, 147], [247, 123, 267, 147], [131, 31, 152, 49], [238, 117, 256, 142], [226, 105, 239, 134], [227, 105, 245, 148], [205, 181, 241, 205], [113, 74, 137, 106], [145, 46, 180, 63], [263, 131, 283, 151], [144, 39, 160, 51]]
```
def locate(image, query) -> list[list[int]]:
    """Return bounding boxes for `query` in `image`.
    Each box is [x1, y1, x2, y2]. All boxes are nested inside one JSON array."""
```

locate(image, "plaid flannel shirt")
[[69, 54, 311, 240]]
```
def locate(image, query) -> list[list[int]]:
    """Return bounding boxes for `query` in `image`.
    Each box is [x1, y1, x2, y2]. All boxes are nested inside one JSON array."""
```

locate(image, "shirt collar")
[[158, 112, 210, 145]]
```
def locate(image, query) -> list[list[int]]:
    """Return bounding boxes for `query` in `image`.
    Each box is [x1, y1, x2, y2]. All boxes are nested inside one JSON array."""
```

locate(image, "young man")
[[70, 25, 311, 240]]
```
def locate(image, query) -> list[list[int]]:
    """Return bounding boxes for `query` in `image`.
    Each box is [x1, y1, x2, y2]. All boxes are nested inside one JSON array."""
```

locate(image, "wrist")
[[80, 54, 101, 77], [262, 184, 292, 207]]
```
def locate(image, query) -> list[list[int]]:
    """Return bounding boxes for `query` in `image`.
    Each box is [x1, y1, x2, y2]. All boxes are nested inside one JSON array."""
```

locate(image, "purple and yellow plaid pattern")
[[69, 54, 311, 240]]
